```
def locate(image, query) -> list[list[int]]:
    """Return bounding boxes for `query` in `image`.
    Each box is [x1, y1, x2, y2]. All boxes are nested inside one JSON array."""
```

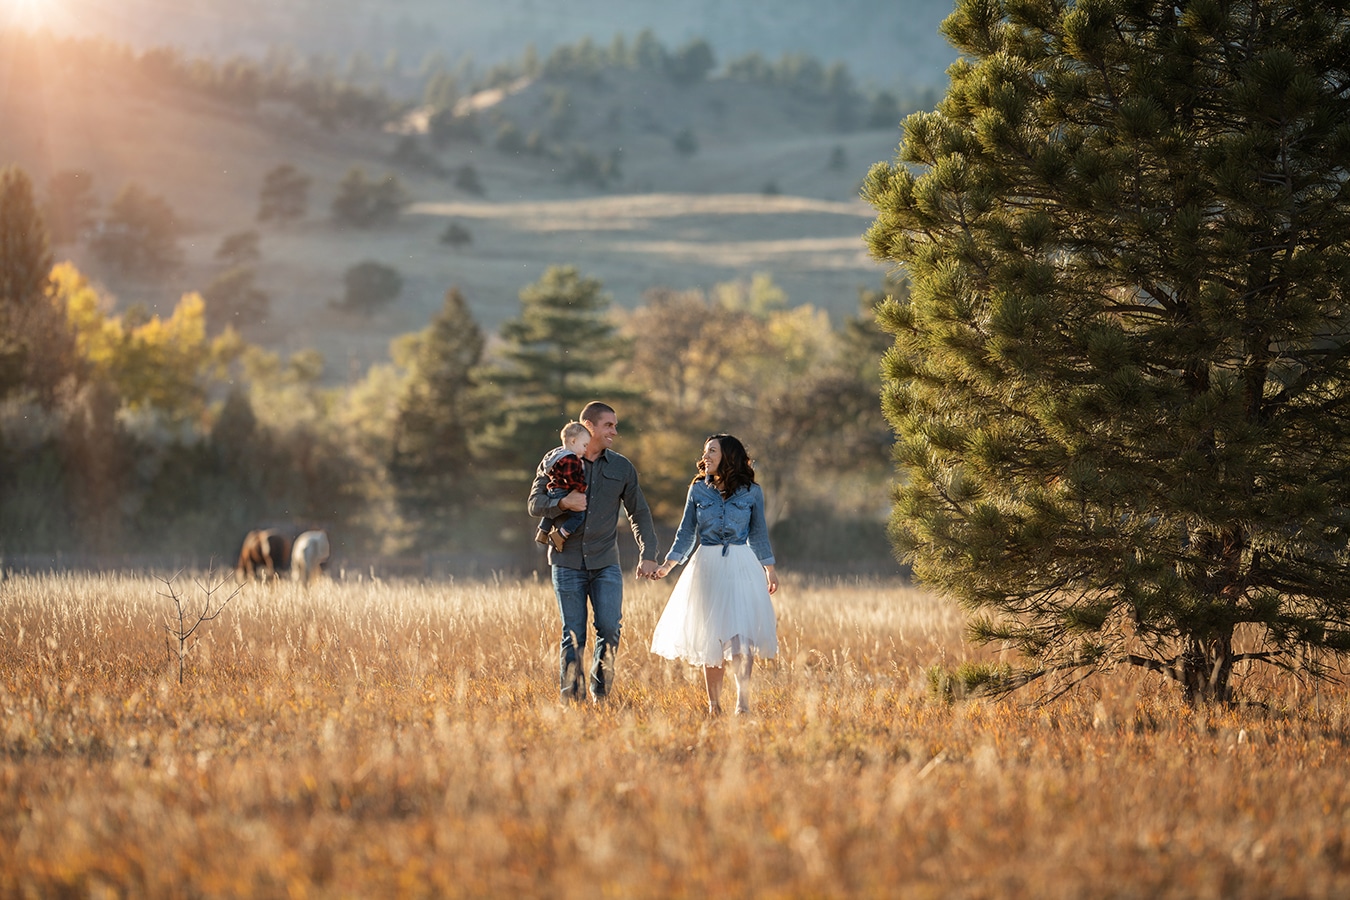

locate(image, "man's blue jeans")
[[552, 563, 623, 701]]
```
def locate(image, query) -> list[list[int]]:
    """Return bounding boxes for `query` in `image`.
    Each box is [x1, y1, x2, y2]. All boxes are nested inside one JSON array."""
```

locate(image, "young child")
[[534, 421, 591, 552]]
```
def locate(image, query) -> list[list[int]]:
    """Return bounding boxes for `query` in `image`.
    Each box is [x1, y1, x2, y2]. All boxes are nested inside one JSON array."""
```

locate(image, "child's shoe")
[[534, 527, 550, 545], [548, 528, 569, 552]]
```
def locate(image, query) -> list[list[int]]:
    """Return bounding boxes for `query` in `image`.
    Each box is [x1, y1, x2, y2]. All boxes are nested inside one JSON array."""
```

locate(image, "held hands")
[[643, 560, 771, 587], [640, 560, 676, 580]]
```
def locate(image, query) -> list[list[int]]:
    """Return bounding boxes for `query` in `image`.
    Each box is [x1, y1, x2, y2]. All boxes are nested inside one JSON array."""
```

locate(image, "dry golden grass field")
[[3, 569, 1350, 898]]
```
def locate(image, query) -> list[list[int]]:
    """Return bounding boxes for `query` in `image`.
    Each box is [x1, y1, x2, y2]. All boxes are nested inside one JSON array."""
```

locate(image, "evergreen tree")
[[632, 29, 668, 74], [91, 182, 182, 276], [672, 127, 699, 158], [453, 165, 484, 196], [481, 266, 626, 480], [439, 221, 473, 247], [544, 88, 575, 140], [495, 123, 527, 155], [390, 135, 449, 178], [0, 166, 75, 404], [726, 52, 773, 84], [214, 229, 262, 267], [608, 34, 632, 69], [866, 90, 902, 129], [828, 145, 848, 172], [257, 163, 310, 224], [0, 167, 51, 306], [777, 53, 826, 98], [824, 62, 861, 131], [333, 261, 402, 315], [864, 0, 1350, 703], [42, 170, 97, 244], [667, 39, 716, 86], [422, 70, 460, 111], [429, 108, 481, 147], [330, 168, 408, 228], [203, 266, 271, 332], [388, 287, 486, 548]]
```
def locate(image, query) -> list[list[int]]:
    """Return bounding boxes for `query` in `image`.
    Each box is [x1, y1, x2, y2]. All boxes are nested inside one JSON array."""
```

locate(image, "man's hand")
[[559, 490, 587, 512], [637, 559, 661, 579]]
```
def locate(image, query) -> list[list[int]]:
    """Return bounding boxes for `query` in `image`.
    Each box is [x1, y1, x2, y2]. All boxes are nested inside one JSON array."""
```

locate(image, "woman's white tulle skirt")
[[649, 543, 778, 666]]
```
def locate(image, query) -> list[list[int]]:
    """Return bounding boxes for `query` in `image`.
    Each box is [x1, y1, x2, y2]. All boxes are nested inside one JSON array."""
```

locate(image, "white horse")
[[291, 530, 330, 585]]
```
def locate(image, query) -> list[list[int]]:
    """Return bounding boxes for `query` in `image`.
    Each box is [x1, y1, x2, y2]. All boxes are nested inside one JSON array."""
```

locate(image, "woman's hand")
[[655, 560, 677, 579], [764, 565, 778, 595]]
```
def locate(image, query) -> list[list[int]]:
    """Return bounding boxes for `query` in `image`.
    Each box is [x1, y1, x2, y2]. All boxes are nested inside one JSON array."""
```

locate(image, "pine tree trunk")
[[1178, 629, 1235, 705]]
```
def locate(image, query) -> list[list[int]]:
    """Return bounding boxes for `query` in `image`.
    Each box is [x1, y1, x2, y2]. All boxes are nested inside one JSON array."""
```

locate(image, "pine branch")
[[1123, 654, 1180, 682]]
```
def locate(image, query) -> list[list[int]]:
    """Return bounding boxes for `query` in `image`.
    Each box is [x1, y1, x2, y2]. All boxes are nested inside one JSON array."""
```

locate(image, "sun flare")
[[1, 0, 59, 28]]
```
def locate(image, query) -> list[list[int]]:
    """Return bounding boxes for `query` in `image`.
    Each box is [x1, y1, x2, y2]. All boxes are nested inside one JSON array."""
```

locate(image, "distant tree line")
[[412, 30, 927, 186], [4, 25, 938, 140], [2, 29, 409, 130], [722, 51, 939, 130], [3, 24, 928, 221], [467, 30, 930, 134], [0, 163, 894, 566]]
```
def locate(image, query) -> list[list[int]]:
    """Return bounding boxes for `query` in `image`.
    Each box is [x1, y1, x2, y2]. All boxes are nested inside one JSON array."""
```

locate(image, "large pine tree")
[[0, 166, 53, 304], [864, 0, 1350, 702], [481, 265, 627, 488], [389, 287, 486, 549], [0, 166, 75, 404]]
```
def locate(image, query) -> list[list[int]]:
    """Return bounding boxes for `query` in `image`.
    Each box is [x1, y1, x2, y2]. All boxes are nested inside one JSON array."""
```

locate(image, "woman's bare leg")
[[733, 653, 753, 714], [704, 665, 724, 714]]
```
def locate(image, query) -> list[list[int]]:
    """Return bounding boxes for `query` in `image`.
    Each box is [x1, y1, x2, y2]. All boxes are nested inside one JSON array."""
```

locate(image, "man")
[[528, 400, 660, 702]]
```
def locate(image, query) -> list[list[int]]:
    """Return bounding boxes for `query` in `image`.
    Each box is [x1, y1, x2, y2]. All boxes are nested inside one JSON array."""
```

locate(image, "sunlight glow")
[[1, 0, 58, 28]]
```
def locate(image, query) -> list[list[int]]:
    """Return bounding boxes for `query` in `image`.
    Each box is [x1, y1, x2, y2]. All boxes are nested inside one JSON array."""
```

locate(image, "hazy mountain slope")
[[36, 0, 958, 86], [0, 28, 906, 383]]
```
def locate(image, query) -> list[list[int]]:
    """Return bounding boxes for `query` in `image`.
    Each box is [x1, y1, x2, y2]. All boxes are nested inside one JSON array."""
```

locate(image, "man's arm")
[[528, 459, 587, 519], [527, 459, 559, 519], [621, 465, 660, 566]]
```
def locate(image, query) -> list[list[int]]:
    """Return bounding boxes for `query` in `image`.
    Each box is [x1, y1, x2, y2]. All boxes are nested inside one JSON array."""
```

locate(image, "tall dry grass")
[[1, 569, 1348, 898]]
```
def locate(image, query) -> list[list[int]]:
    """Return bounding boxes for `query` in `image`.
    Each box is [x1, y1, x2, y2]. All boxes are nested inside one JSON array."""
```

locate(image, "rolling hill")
[[28, 0, 959, 85], [0, 21, 930, 382]]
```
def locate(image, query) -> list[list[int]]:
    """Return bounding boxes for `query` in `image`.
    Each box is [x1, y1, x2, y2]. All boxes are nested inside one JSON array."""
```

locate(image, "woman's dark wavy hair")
[[696, 433, 756, 498]]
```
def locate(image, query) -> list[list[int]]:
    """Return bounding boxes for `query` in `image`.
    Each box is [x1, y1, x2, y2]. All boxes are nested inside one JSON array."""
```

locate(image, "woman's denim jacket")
[[666, 478, 775, 566]]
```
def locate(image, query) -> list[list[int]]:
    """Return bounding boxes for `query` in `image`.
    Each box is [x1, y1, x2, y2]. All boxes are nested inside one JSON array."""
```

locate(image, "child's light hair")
[[561, 421, 590, 444]]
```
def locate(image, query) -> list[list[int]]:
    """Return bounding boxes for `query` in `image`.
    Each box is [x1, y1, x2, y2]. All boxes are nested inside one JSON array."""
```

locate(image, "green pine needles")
[[864, 0, 1350, 703]]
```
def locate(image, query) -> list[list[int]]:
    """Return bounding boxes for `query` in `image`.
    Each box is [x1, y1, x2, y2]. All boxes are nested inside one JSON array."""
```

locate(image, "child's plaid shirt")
[[546, 452, 587, 494]]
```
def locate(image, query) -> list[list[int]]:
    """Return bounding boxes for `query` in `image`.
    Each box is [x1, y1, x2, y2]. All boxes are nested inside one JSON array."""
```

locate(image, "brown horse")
[[236, 529, 292, 583]]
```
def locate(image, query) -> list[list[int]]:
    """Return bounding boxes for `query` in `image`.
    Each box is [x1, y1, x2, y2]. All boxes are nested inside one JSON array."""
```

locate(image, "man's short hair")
[[579, 401, 615, 425], [561, 421, 590, 443]]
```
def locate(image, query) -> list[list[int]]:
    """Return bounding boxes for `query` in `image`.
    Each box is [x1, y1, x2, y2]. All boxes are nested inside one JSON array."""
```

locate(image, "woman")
[[650, 434, 779, 715]]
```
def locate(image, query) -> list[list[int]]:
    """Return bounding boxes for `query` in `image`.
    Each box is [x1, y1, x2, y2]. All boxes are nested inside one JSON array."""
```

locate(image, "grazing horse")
[[236, 529, 291, 583], [292, 530, 331, 586]]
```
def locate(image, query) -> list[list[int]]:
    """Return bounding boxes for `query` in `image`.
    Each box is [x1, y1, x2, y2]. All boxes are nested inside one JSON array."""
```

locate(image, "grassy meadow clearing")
[[2, 569, 1350, 898]]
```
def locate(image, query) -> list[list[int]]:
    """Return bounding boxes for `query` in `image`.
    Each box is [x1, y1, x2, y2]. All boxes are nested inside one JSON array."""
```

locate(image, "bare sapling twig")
[[160, 566, 243, 685]]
